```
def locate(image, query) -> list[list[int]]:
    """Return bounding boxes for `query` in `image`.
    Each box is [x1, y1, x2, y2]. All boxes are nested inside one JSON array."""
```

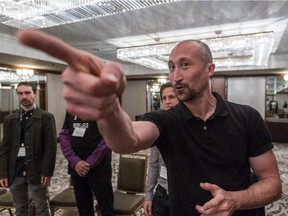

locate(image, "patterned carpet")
[[265, 143, 288, 216], [1, 143, 287, 216]]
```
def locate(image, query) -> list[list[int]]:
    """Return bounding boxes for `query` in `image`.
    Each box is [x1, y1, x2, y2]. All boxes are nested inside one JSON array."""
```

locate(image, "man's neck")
[[184, 93, 217, 121], [21, 104, 35, 112]]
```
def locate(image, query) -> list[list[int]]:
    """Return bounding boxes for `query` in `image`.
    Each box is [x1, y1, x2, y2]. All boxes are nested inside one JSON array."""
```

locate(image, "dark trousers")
[[152, 185, 170, 216], [71, 169, 115, 216]]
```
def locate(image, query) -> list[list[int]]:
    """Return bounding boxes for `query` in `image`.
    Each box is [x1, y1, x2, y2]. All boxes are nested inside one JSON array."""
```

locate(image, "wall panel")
[[122, 80, 147, 120], [227, 77, 266, 118], [47, 73, 66, 135]]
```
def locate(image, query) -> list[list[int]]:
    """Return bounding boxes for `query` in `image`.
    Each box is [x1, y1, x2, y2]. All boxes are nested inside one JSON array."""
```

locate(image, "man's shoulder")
[[225, 100, 258, 114], [35, 108, 55, 118], [3, 111, 18, 120]]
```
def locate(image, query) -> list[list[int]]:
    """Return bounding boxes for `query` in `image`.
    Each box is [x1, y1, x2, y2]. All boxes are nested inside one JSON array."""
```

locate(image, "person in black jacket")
[[0, 81, 57, 216], [59, 112, 115, 216]]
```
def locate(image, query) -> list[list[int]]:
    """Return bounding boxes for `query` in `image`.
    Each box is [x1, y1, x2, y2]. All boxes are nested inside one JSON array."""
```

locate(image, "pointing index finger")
[[16, 29, 79, 67]]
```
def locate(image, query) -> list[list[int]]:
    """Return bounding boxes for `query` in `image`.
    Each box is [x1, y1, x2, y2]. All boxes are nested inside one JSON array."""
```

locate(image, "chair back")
[[117, 154, 147, 194], [0, 188, 7, 196], [49, 177, 77, 215]]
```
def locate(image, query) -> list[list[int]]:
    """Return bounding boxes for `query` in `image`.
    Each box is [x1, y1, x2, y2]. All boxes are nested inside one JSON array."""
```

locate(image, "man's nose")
[[171, 67, 183, 82]]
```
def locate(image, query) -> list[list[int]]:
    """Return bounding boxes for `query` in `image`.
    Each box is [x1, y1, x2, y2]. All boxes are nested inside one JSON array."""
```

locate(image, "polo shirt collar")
[[178, 92, 228, 121], [212, 92, 228, 118]]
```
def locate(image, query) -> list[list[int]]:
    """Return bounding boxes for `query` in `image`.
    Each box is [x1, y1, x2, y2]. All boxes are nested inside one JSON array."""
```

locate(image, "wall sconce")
[[284, 74, 288, 81]]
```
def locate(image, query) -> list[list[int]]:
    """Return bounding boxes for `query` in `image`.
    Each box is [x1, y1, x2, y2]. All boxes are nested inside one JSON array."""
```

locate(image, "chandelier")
[[0, 67, 37, 82], [0, 0, 179, 29], [117, 32, 274, 70], [16, 69, 35, 80]]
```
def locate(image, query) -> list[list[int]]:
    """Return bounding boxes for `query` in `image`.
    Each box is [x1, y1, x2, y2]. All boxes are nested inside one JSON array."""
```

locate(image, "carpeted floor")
[[1, 143, 287, 216], [265, 143, 288, 216]]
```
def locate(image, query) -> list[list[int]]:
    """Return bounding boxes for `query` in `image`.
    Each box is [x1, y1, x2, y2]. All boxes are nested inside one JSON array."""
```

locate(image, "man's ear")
[[207, 63, 215, 78]]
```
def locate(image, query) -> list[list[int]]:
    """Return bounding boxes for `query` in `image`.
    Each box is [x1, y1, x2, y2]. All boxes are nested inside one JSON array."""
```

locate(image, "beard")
[[175, 85, 196, 102], [21, 99, 33, 107], [175, 85, 203, 103]]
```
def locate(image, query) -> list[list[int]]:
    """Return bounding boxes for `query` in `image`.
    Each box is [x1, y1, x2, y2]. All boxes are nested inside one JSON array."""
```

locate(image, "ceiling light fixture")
[[0, 70, 19, 83], [117, 32, 274, 70], [0, 0, 179, 29], [16, 69, 35, 80], [0, 67, 45, 83]]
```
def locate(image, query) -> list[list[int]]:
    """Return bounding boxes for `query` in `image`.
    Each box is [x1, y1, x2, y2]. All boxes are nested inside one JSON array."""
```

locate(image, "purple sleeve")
[[59, 128, 81, 168], [85, 139, 111, 169]]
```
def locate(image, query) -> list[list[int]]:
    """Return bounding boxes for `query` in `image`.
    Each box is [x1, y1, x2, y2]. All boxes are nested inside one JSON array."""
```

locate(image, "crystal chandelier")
[[0, 70, 19, 82], [16, 69, 35, 80], [0, 67, 40, 83], [117, 32, 274, 70], [0, 0, 179, 29]]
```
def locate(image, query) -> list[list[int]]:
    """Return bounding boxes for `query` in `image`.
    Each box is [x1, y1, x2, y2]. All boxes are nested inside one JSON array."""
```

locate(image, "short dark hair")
[[160, 82, 173, 102], [17, 82, 37, 94]]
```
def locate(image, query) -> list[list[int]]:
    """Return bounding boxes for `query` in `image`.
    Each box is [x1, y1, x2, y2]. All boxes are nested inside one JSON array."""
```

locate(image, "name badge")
[[160, 165, 167, 179], [72, 127, 86, 137], [17, 146, 26, 157]]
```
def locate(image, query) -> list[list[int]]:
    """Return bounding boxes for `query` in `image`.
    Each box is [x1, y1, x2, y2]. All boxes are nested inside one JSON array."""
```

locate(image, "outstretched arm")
[[17, 29, 158, 153]]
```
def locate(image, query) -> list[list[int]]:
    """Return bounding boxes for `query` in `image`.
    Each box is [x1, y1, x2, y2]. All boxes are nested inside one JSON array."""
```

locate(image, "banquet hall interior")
[[1, 1, 288, 215]]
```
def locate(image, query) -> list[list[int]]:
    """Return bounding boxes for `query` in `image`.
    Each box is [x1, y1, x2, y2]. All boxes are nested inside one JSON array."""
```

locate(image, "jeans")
[[9, 177, 51, 216], [152, 185, 170, 216], [71, 168, 115, 216]]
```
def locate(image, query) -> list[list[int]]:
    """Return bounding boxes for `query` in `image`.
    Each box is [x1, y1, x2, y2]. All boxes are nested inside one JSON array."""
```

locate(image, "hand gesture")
[[195, 182, 237, 216], [17, 29, 126, 121]]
